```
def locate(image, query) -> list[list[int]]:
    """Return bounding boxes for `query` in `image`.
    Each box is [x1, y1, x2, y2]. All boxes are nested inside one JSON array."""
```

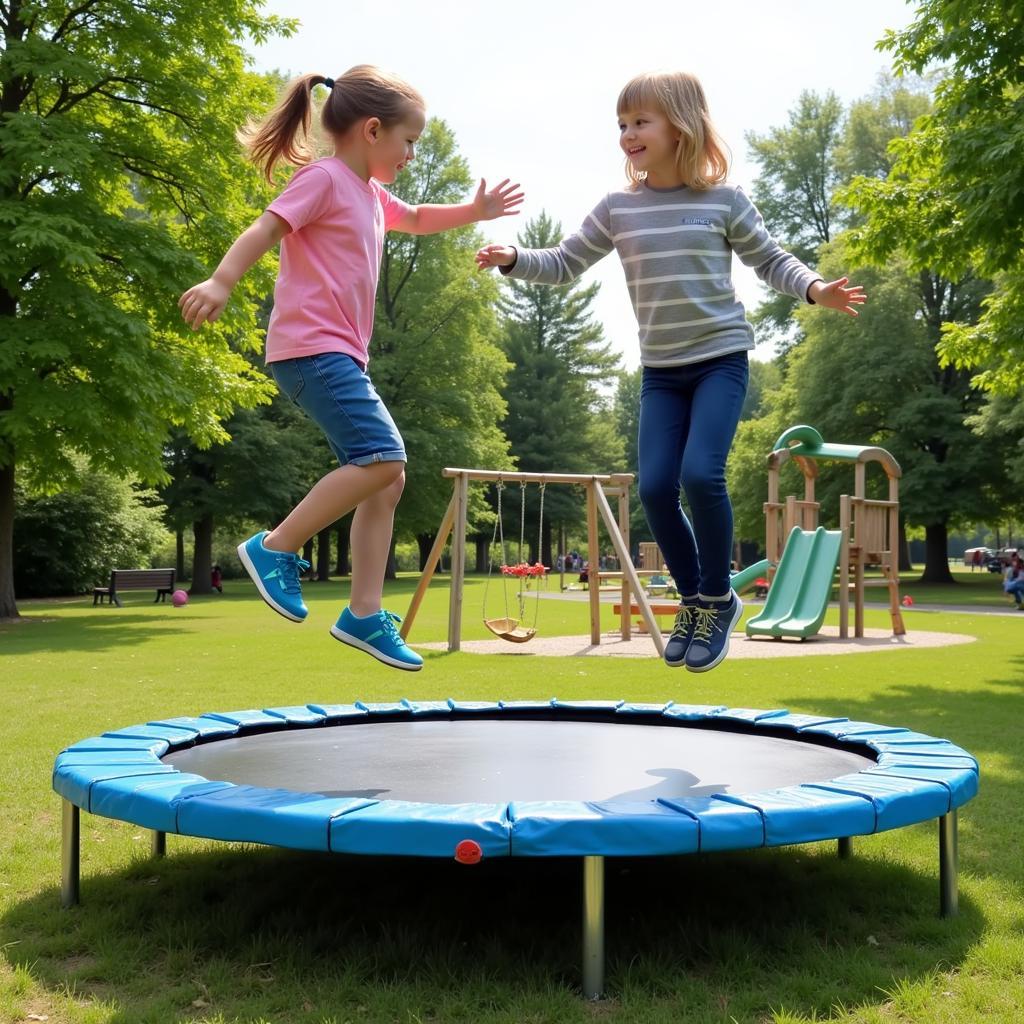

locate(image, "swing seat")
[[483, 617, 537, 643]]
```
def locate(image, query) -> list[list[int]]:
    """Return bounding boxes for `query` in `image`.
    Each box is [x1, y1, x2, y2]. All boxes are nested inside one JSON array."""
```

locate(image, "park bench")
[[93, 568, 176, 607]]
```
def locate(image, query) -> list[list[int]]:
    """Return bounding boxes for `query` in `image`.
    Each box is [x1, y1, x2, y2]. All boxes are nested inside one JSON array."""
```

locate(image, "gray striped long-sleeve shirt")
[[502, 183, 823, 367]]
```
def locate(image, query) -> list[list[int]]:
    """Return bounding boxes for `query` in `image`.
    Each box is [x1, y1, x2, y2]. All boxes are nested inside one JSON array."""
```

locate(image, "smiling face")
[[618, 107, 683, 186], [367, 107, 426, 184]]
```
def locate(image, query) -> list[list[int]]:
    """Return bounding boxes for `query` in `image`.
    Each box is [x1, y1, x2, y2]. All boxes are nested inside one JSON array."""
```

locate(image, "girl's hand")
[[808, 277, 867, 317], [475, 244, 517, 270], [472, 178, 525, 221], [178, 278, 232, 330]]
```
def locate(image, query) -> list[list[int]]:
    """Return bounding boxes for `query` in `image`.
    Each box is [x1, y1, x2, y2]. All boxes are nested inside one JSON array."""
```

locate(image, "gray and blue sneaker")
[[684, 591, 743, 673], [663, 597, 698, 668], [330, 607, 423, 671], [236, 531, 309, 622]]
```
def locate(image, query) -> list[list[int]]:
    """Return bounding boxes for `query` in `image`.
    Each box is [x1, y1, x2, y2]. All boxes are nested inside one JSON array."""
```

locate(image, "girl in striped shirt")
[[477, 70, 865, 672]]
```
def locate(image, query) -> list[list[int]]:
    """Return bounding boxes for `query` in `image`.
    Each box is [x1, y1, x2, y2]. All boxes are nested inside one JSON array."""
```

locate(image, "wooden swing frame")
[[400, 469, 666, 655]]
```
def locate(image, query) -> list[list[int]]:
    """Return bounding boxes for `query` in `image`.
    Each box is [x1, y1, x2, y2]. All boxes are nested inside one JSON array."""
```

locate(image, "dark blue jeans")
[[637, 352, 749, 599]]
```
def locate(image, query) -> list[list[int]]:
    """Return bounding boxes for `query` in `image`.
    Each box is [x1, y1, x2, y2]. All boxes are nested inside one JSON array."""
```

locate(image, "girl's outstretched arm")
[[178, 211, 289, 330], [396, 179, 524, 235]]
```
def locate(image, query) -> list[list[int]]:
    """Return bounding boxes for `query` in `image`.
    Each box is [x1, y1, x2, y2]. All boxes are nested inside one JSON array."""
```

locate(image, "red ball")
[[901, 595, 914, 607], [172, 589, 189, 607], [454, 839, 482, 865]]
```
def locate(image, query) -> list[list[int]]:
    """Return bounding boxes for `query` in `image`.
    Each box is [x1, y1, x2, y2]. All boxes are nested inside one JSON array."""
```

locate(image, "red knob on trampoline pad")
[[454, 839, 482, 864]]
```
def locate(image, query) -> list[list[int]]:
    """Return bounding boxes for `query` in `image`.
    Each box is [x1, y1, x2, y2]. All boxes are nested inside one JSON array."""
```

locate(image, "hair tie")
[[322, 77, 335, 89]]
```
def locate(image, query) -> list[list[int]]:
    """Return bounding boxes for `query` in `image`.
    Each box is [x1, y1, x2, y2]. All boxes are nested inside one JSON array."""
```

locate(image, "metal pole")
[[939, 810, 959, 917], [582, 855, 605, 1000], [151, 830, 166, 858], [837, 836, 853, 859], [61, 799, 80, 908]]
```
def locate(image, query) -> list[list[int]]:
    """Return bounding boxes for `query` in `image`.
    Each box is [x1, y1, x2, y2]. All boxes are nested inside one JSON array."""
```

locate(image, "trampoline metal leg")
[[837, 836, 853, 859], [939, 810, 958, 918], [151, 830, 166, 859], [582, 855, 605, 1000], [61, 799, 80, 908]]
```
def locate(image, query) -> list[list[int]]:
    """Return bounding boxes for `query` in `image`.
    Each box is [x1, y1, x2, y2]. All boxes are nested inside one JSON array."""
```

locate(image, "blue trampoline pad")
[[162, 719, 876, 803]]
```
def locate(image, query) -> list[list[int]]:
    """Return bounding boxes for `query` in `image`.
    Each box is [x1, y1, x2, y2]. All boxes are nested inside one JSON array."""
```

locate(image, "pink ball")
[[172, 589, 189, 607]]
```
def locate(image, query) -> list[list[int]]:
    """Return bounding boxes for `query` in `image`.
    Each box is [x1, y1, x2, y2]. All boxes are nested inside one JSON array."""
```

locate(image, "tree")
[[372, 118, 512, 572], [842, 2, 1024, 395], [160, 396, 323, 593], [13, 464, 167, 597], [0, 1, 294, 618], [498, 212, 624, 565], [786, 240, 1000, 582], [745, 91, 845, 344]]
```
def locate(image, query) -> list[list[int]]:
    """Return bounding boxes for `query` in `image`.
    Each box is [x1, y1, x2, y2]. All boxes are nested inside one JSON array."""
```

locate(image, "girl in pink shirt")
[[179, 65, 522, 670]]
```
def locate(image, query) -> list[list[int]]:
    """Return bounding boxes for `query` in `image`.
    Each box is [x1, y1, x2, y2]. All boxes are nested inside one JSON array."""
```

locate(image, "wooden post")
[[401, 489, 457, 640], [593, 485, 665, 656], [887, 477, 906, 635], [586, 482, 601, 646], [839, 494, 851, 639], [448, 473, 469, 652], [616, 485, 632, 641]]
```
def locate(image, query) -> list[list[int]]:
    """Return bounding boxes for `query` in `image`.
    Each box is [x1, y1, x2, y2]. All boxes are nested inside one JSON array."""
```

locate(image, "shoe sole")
[[237, 540, 306, 623], [685, 593, 744, 673], [330, 625, 423, 671]]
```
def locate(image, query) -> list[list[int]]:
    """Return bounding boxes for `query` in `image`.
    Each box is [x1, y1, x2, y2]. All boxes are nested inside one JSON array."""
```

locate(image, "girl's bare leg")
[[349, 470, 405, 616], [265, 461, 404, 554]]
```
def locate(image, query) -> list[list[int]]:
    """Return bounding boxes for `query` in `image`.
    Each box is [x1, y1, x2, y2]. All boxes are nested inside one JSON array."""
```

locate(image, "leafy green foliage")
[[0, 1, 294, 615], [498, 212, 624, 541], [842, 0, 1024, 393], [13, 468, 168, 597], [374, 118, 512, 541]]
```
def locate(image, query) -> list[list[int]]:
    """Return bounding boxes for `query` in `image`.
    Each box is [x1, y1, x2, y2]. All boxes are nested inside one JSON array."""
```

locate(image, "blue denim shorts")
[[269, 353, 406, 467]]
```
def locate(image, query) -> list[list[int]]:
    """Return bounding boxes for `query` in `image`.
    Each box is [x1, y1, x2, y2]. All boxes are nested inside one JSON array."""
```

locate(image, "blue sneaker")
[[663, 597, 698, 668], [684, 591, 743, 673], [236, 531, 309, 622], [330, 607, 423, 671]]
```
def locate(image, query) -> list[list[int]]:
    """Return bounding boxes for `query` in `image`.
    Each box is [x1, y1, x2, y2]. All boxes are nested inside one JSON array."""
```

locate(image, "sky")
[[248, 0, 917, 368]]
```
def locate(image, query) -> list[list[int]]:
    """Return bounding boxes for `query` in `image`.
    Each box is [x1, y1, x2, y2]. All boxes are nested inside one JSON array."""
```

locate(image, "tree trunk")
[[417, 532, 434, 572], [302, 539, 314, 567], [475, 535, 489, 574], [0, 457, 19, 619], [175, 529, 185, 581], [921, 523, 955, 583], [898, 518, 912, 572], [315, 527, 332, 581], [191, 514, 214, 594], [385, 539, 398, 580], [337, 528, 354, 577], [542, 519, 553, 571]]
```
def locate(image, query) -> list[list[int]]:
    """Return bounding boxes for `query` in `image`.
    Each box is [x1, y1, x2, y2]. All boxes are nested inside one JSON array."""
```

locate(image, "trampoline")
[[54, 699, 979, 998]]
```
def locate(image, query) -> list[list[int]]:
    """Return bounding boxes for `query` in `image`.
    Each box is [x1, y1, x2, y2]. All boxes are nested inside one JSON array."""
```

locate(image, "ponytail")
[[241, 66, 425, 182]]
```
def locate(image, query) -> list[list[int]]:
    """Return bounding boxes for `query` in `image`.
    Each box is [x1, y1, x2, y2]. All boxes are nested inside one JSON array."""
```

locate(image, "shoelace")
[[377, 609, 406, 646], [275, 554, 310, 595], [691, 605, 724, 644], [671, 604, 695, 638]]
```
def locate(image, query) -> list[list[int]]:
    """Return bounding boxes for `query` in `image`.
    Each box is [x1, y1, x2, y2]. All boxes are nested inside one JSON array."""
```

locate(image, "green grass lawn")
[[1, 575, 1021, 1023]]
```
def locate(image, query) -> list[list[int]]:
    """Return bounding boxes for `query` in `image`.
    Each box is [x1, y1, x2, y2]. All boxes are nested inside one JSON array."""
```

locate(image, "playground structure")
[[401, 469, 668, 655], [747, 425, 906, 640]]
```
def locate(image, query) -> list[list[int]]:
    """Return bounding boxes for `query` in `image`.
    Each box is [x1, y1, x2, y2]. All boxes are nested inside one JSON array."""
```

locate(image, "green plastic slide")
[[730, 558, 772, 594], [745, 527, 842, 639]]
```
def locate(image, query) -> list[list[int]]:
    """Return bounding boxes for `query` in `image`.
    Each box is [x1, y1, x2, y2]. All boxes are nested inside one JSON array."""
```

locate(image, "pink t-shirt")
[[265, 157, 412, 367]]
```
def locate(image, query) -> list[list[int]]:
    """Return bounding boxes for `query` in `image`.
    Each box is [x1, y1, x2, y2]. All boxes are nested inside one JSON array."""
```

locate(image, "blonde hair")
[[616, 71, 729, 190], [241, 64, 425, 181]]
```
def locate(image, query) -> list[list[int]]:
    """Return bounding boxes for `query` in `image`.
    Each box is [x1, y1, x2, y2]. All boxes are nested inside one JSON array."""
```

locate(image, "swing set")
[[400, 468, 666, 655], [482, 478, 546, 642]]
